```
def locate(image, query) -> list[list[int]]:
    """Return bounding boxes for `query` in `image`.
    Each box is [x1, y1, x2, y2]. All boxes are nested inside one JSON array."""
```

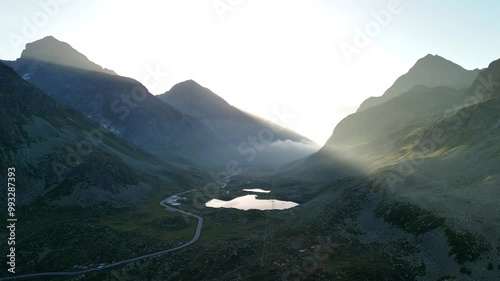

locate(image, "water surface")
[[206, 194, 298, 211], [242, 188, 271, 193]]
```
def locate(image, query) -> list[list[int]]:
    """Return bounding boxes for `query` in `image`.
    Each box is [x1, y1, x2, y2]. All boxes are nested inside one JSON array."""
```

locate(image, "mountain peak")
[[421, 53, 438, 59], [418, 54, 445, 63], [19, 36, 115, 75], [356, 54, 480, 111], [22, 36, 81, 62], [414, 53, 466, 71], [167, 80, 229, 105], [422, 53, 441, 59], [158, 80, 232, 117], [172, 79, 203, 89], [39, 35, 58, 42]]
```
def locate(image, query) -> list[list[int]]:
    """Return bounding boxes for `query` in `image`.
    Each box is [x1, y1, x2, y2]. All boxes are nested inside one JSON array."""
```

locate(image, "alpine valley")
[[0, 36, 499, 281]]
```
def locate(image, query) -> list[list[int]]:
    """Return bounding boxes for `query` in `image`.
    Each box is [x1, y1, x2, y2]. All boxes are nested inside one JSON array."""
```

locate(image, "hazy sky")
[[1, 0, 500, 144]]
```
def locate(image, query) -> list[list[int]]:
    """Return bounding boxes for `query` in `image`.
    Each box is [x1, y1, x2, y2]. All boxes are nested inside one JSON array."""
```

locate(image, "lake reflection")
[[242, 189, 271, 193], [205, 194, 298, 211]]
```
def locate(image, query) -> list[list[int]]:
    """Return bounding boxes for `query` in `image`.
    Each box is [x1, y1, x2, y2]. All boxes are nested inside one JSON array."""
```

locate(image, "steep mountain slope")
[[281, 84, 471, 182], [3, 36, 220, 165], [369, 58, 500, 183], [357, 54, 480, 112], [158, 80, 319, 166], [287, 55, 484, 181], [324, 85, 468, 150], [0, 61, 207, 205], [339, 58, 500, 170], [269, 58, 500, 280], [0, 62, 216, 279]]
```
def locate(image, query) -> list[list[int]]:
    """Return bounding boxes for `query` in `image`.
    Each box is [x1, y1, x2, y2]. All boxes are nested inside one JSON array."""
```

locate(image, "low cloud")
[[257, 140, 320, 167]]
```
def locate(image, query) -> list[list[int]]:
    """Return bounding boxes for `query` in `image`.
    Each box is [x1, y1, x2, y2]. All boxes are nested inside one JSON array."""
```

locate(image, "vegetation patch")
[[444, 228, 490, 265], [376, 201, 445, 235]]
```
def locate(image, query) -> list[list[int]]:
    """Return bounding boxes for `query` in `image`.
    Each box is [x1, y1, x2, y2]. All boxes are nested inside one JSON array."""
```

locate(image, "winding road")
[[0, 190, 203, 281]]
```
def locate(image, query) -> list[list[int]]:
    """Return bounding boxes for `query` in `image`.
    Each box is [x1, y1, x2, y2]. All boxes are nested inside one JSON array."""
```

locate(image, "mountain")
[[324, 85, 468, 150], [4, 36, 317, 168], [0, 61, 207, 205], [158, 80, 230, 119], [282, 55, 482, 180], [12, 35, 116, 76], [0, 60, 216, 276], [284, 56, 492, 181], [3, 36, 221, 166], [270, 57, 500, 279], [158, 80, 319, 166], [2, 37, 499, 279], [357, 54, 480, 112]]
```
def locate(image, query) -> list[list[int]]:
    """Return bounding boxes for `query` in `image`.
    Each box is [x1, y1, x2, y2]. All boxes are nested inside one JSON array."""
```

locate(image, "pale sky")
[[1, 0, 500, 144]]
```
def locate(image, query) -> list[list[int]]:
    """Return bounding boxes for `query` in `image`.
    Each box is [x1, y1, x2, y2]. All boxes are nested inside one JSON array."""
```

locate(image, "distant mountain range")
[[3, 36, 317, 168], [3, 36, 223, 166], [159, 79, 318, 166], [0, 60, 208, 205]]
